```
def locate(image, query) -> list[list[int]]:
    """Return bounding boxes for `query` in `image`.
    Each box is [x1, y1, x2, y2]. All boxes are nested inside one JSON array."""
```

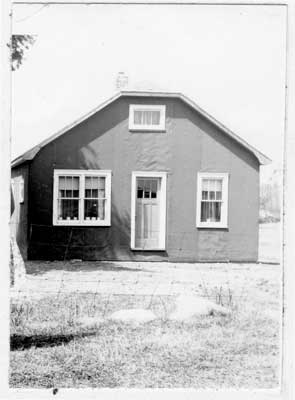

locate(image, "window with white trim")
[[53, 170, 111, 226], [129, 104, 166, 131], [196, 173, 229, 228]]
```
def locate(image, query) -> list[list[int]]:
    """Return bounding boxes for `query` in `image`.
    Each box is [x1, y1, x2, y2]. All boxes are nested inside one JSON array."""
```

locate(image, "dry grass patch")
[[10, 280, 280, 389]]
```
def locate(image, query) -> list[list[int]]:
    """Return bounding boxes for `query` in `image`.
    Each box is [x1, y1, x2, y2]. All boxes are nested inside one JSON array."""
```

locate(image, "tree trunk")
[[10, 233, 26, 288]]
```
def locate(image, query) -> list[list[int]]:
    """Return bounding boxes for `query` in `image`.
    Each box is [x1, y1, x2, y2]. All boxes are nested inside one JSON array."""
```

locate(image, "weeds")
[[10, 302, 33, 329], [9, 262, 280, 389], [199, 282, 235, 309]]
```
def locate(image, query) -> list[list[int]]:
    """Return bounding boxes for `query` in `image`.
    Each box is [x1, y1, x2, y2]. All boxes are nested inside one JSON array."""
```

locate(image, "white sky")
[[12, 4, 287, 180]]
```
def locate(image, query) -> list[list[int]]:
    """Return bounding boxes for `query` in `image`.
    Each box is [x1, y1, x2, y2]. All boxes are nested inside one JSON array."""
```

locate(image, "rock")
[[169, 294, 231, 321], [108, 308, 157, 323], [76, 316, 104, 327]]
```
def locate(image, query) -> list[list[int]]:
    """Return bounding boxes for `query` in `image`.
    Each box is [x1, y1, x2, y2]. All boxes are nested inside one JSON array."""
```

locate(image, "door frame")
[[131, 171, 167, 250]]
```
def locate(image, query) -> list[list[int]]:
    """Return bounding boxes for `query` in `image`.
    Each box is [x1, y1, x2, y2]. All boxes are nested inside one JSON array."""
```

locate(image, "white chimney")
[[116, 72, 128, 90]]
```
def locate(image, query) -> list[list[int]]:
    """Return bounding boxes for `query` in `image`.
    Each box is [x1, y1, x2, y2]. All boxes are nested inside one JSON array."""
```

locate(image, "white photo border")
[[1, 1, 294, 400]]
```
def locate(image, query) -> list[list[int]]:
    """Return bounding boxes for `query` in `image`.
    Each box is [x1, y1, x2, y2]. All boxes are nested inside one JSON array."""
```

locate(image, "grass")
[[10, 272, 280, 389]]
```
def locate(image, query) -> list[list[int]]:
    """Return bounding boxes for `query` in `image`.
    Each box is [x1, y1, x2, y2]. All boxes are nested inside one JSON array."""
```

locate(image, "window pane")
[[202, 191, 208, 200], [84, 199, 105, 220], [202, 179, 209, 191], [215, 179, 222, 191], [59, 176, 66, 190], [134, 110, 142, 124], [216, 191, 222, 200], [85, 176, 105, 198], [85, 177, 92, 190], [98, 177, 105, 190], [201, 201, 221, 222], [151, 111, 160, 125], [85, 189, 91, 198], [58, 176, 79, 198], [58, 199, 79, 220], [144, 111, 152, 125], [209, 191, 215, 200]]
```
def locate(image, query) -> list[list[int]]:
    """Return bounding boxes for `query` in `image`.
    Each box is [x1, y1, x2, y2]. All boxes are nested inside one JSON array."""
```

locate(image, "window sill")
[[53, 220, 111, 227], [129, 128, 166, 133], [131, 247, 166, 251], [197, 224, 228, 229]]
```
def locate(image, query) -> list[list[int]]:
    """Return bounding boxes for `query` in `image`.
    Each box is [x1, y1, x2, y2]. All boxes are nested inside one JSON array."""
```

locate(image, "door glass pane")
[[151, 180, 157, 198], [143, 180, 150, 198], [137, 179, 144, 198]]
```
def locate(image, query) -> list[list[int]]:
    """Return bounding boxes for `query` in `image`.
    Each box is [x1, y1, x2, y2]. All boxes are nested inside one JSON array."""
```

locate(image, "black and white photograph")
[[2, 0, 295, 396]]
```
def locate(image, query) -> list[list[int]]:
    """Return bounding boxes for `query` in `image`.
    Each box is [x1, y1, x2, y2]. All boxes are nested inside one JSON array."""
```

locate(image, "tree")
[[10, 35, 35, 287], [11, 34, 35, 71]]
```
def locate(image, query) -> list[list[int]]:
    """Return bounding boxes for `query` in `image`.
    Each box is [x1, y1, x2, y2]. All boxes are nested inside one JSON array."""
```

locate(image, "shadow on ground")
[[10, 331, 97, 351], [26, 261, 144, 276]]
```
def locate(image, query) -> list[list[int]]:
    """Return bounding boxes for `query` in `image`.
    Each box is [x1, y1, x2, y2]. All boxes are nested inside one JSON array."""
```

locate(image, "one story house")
[[11, 90, 270, 262]]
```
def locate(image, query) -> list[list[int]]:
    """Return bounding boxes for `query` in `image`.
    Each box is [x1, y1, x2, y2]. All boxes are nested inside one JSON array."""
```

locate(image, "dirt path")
[[11, 261, 280, 302]]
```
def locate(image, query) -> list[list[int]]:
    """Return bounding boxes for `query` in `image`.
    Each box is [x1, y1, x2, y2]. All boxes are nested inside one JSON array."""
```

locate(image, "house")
[[11, 90, 270, 262]]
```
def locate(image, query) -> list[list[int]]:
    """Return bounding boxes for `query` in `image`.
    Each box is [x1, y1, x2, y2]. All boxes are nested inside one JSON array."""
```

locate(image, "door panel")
[[135, 178, 160, 249]]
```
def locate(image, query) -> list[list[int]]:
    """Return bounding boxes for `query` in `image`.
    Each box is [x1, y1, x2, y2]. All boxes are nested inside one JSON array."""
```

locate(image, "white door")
[[135, 178, 161, 249]]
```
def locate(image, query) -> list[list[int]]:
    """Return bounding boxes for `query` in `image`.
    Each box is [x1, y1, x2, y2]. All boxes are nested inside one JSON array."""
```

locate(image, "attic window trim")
[[52, 169, 112, 226], [129, 104, 166, 131], [196, 172, 229, 229]]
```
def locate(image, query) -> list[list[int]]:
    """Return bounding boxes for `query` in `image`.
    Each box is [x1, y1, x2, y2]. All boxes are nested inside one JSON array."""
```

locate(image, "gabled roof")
[[11, 90, 271, 168]]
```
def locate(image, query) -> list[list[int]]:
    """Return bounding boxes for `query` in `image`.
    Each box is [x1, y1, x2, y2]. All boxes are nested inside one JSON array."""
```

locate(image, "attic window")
[[53, 170, 111, 226], [129, 105, 166, 131]]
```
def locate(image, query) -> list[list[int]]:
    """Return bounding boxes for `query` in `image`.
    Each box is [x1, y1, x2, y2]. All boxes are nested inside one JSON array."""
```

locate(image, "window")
[[53, 170, 111, 226], [129, 105, 166, 131], [196, 173, 229, 228], [11, 177, 24, 204]]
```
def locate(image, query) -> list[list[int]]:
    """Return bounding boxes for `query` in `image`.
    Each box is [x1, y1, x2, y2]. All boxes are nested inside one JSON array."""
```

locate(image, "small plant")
[[200, 282, 235, 310], [10, 302, 33, 329]]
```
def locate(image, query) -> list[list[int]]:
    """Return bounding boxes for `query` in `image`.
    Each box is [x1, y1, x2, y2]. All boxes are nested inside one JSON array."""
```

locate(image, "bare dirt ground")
[[14, 259, 280, 300], [12, 222, 281, 299]]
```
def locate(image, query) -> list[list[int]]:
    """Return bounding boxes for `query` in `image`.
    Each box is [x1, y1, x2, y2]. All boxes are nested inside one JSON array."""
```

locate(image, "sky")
[[12, 3, 287, 182]]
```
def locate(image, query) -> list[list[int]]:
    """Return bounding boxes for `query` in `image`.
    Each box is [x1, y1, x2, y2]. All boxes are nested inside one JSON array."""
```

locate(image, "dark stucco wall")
[[27, 96, 260, 261]]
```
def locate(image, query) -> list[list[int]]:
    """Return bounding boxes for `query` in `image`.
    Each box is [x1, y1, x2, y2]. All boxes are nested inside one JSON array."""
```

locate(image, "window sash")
[[53, 170, 111, 226]]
